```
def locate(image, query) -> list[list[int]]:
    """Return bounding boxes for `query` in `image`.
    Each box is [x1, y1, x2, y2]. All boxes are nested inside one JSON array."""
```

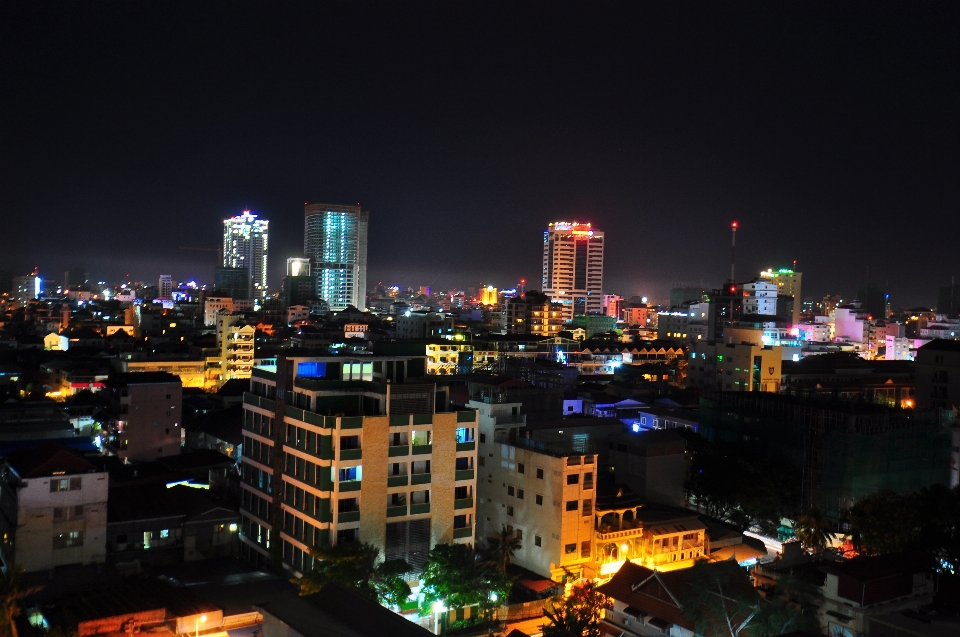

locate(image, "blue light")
[[297, 362, 327, 378]]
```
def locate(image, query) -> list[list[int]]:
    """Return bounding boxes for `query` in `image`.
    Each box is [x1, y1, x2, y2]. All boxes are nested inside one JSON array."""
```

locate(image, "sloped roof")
[[4, 442, 99, 478]]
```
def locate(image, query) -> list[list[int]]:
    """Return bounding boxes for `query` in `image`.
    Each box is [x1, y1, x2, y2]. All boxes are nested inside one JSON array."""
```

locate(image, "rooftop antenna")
[[730, 221, 738, 286]]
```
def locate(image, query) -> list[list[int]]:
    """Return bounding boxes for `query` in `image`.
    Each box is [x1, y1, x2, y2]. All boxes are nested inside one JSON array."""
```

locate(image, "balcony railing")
[[454, 498, 474, 510]]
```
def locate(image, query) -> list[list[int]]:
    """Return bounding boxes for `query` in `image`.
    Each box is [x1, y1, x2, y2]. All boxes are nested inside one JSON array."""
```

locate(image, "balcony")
[[455, 441, 475, 452], [387, 475, 408, 488], [411, 444, 432, 455], [339, 449, 362, 461], [410, 503, 430, 515], [386, 505, 407, 518], [495, 414, 526, 426], [339, 481, 361, 492], [338, 511, 360, 523], [453, 527, 473, 539], [388, 445, 409, 457], [455, 470, 474, 481], [410, 473, 431, 485], [454, 498, 474, 510]]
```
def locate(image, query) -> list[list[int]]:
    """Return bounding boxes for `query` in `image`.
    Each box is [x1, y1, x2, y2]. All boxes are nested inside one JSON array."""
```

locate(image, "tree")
[[542, 581, 611, 637], [0, 568, 42, 637], [848, 490, 920, 556], [419, 543, 508, 615], [485, 525, 522, 575], [793, 508, 835, 554], [291, 542, 411, 608], [680, 561, 762, 637]]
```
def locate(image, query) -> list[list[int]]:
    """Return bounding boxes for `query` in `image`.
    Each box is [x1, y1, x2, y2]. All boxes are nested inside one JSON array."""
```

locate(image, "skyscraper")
[[223, 210, 269, 300], [542, 221, 604, 319], [304, 203, 369, 311]]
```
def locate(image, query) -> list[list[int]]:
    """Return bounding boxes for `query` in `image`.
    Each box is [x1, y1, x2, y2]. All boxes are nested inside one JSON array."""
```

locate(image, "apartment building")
[[239, 355, 478, 576], [104, 372, 182, 461], [472, 399, 596, 582], [0, 443, 108, 572]]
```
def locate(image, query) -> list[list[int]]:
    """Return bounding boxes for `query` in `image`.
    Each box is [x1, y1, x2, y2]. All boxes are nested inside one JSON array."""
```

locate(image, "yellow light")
[[621, 543, 629, 552]]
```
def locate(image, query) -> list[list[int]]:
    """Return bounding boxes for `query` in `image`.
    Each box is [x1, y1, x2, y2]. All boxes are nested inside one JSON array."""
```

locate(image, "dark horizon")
[[3, 2, 958, 307]]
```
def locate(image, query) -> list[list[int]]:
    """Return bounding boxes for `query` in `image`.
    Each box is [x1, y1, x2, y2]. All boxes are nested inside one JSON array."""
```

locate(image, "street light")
[[196, 614, 207, 637]]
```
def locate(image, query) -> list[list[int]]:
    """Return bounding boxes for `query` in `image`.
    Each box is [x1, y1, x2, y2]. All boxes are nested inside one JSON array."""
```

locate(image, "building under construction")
[[698, 392, 951, 521]]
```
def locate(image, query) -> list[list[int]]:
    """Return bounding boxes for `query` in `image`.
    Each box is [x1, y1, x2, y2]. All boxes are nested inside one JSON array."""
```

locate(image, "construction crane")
[[179, 246, 223, 268]]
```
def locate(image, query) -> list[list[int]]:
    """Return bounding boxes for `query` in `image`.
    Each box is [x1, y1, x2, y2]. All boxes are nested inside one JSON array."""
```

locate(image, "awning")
[[623, 606, 647, 618]]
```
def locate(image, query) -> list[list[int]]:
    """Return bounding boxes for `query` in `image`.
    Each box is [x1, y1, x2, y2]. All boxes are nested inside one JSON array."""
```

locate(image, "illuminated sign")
[[344, 323, 368, 339]]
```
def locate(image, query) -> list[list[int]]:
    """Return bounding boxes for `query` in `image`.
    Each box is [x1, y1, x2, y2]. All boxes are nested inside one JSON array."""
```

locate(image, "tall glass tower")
[[222, 210, 269, 299], [304, 203, 369, 311]]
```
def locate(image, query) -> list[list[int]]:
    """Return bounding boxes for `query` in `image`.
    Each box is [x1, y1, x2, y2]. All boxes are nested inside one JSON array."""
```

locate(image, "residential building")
[[104, 372, 182, 462], [0, 443, 108, 572], [504, 292, 565, 337], [304, 203, 369, 311], [603, 294, 623, 319], [621, 306, 650, 328], [472, 399, 596, 582], [606, 430, 687, 507], [740, 280, 779, 316], [204, 296, 234, 326], [395, 311, 454, 339], [223, 210, 270, 299], [542, 221, 604, 319], [759, 268, 802, 324], [16, 271, 43, 306], [239, 356, 478, 576], [217, 319, 256, 384]]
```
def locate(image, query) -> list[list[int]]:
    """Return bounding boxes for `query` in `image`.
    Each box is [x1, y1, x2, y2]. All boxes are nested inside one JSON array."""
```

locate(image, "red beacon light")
[[731, 221, 738, 229]]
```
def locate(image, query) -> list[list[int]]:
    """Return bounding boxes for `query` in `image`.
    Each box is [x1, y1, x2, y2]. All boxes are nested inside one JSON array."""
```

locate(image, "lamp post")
[[195, 614, 207, 637]]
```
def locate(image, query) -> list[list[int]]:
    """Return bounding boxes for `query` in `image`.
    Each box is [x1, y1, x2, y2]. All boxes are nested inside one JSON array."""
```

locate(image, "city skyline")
[[2, 3, 958, 307]]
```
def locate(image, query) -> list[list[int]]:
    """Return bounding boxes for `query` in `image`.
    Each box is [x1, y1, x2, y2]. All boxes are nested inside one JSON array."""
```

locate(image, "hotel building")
[[304, 203, 369, 311], [542, 222, 604, 320]]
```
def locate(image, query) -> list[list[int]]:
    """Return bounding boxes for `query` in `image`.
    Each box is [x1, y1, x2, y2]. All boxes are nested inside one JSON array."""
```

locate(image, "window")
[[339, 435, 360, 450], [535, 535, 542, 547], [50, 477, 81, 492], [515, 529, 522, 540], [507, 486, 515, 496], [507, 506, 514, 517], [160, 529, 170, 538], [536, 468, 544, 479], [455, 427, 475, 443], [517, 463, 525, 474], [566, 501, 578, 511], [53, 530, 83, 549], [536, 494, 543, 506], [455, 456, 472, 470], [581, 541, 591, 558], [582, 500, 592, 516], [567, 474, 579, 485], [53, 507, 64, 519], [517, 489, 524, 500], [564, 543, 577, 554], [479, 433, 486, 443], [339, 466, 361, 482]]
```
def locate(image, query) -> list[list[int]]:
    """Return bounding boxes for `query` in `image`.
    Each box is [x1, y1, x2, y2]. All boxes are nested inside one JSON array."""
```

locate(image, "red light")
[[731, 221, 738, 229]]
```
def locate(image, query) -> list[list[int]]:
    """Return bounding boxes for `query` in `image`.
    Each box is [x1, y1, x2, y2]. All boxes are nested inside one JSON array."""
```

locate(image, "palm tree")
[[0, 567, 42, 637], [485, 525, 522, 575], [793, 508, 835, 554]]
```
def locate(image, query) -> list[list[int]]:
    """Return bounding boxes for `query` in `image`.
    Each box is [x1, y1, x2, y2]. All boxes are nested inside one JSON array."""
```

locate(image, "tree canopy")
[[542, 581, 611, 637], [419, 543, 510, 614], [291, 542, 411, 608], [484, 525, 522, 575]]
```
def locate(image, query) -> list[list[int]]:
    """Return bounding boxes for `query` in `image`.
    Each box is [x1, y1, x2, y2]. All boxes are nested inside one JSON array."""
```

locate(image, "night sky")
[[2, 2, 958, 306]]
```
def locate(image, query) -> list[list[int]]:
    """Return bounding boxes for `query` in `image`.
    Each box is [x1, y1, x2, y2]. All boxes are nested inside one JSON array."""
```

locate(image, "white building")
[[223, 210, 270, 299], [204, 296, 234, 326], [542, 222, 604, 319], [741, 280, 779, 316], [304, 203, 369, 311], [0, 443, 108, 572], [760, 268, 803, 324]]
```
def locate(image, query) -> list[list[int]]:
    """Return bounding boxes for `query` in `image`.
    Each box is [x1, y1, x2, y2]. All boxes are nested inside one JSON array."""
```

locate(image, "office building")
[[759, 268, 803, 324], [223, 210, 270, 300], [0, 443, 108, 572], [239, 356, 477, 576], [16, 270, 42, 306], [283, 258, 317, 308], [542, 222, 604, 319], [158, 275, 173, 300], [304, 203, 369, 312]]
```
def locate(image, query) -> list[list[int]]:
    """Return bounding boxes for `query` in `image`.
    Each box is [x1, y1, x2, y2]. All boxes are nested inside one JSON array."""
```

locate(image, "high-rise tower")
[[304, 203, 369, 311], [542, 221, 604, 319], [223, 210, 269, 300]]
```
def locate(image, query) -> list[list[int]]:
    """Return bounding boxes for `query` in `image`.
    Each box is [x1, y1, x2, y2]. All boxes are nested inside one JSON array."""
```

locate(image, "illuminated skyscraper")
[[542, 221, 604, 319], [304, 203, 369, 311], [222, 210, 269, 299]]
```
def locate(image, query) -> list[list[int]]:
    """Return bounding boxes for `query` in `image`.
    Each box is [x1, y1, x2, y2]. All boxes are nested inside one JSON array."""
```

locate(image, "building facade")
[[239, 356, 478, 576], [760, 268, 803, 325], [0, 443, 108, 572], [105, 372, 183, 461], [223, 210, 270, 300], [542, 222, 604, 319], [304, 203, 369, 312]]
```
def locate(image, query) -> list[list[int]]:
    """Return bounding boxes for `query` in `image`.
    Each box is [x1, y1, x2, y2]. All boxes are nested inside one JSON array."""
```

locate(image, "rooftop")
[[4, 442, 100, 478]]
